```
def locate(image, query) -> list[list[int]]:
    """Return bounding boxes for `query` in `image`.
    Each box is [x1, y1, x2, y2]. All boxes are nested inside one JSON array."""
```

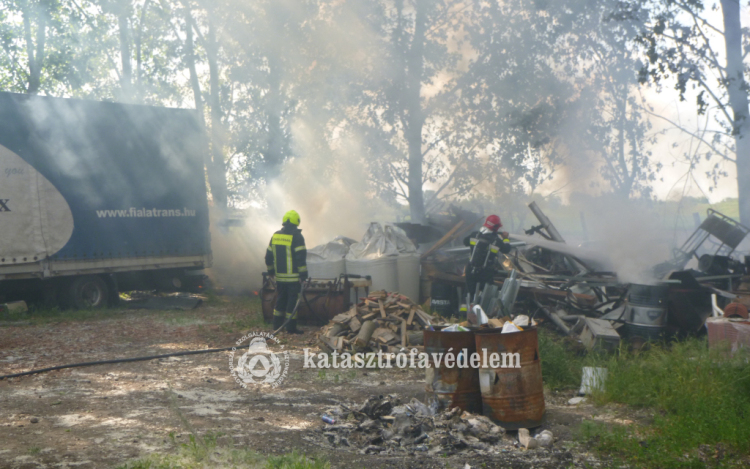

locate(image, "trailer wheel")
[[68, 276, 109, 309]]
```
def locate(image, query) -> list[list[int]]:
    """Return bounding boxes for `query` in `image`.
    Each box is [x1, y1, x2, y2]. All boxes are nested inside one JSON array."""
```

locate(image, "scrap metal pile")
[[317, 291, 443, 353], [419, 203, 750, 350]]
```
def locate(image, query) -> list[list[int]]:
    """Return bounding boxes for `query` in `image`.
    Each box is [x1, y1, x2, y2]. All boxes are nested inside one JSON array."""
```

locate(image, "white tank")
[[307, 259, 346, 279], [306, 240, 348, 279], [396, 253, 420, 302], [345, 223, 399, 295], [345, 256, 398, 293]]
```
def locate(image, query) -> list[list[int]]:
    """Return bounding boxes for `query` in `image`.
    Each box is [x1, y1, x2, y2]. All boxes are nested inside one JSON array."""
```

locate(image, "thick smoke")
[[207, 122, 396, 293], [513, 197, 673, 284]]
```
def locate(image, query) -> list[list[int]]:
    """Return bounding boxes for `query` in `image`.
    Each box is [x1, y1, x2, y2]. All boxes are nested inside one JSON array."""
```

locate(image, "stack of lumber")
[[317, 290, 442, 353]]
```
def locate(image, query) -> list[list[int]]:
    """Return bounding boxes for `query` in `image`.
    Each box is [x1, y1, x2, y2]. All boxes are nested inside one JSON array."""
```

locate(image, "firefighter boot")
[[272, 314, 285, 332], [286, 318, 304, 335]]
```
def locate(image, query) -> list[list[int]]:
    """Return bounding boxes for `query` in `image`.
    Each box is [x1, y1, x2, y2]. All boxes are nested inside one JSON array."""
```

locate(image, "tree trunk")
[[118, 8, 133, 102], [22, 1, 47, 94], [721, 0, 750, 225], [615, 95, 628, 197], [206, 17, 228, 211], [184, 8, 204, 121], [263, 54, 284, 181], [135, 0, 150, 95], [405, 0, 427, 223]]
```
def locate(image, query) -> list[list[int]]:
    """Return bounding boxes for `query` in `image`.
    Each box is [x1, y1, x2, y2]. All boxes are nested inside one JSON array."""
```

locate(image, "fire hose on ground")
[[0, 286, 307, 381], [2, 273, 372, 381], [0, 345, 240, 381]]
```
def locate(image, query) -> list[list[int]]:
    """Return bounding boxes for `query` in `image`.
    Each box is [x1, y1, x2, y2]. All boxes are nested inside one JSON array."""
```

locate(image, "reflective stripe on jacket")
[[265, 224, 308, 282]]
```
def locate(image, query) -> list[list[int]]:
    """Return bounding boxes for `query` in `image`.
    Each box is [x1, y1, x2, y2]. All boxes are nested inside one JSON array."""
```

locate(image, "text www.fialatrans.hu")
[[95, 207, 197, 218], [303, 348, 521, 369]]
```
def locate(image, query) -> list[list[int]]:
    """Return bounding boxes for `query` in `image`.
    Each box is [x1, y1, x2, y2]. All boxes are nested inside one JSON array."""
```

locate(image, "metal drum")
[[475, 327, 545, 429], [430, 282, 457, 317], [424, 326, 482, 413], [625, 283, 669, 341]]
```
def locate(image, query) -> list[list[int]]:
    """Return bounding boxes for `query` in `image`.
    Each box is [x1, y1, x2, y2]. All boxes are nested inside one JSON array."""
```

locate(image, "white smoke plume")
[[207, 122, 396, 293]]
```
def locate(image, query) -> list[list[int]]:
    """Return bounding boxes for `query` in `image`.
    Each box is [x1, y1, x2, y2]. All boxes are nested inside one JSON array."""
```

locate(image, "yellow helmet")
[[282, 210, 300, 226]]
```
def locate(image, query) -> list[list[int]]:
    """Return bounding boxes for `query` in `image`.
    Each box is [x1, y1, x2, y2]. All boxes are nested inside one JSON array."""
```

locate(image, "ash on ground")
[[310, 395, 556, 457]]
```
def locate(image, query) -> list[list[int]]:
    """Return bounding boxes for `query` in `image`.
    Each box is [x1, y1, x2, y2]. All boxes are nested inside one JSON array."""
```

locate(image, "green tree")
[[625, 0, 750, 222], [0, 0, 93, 95], [337, 0, 493, 223], [565, 0, 661, 198]]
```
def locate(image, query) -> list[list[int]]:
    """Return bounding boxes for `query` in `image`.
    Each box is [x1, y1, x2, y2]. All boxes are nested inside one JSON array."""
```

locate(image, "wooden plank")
[[420, 220, 465, 259], [407, 307, 416, 326], [331, 306, 357, 323], [414, 310, 431, 327], [415, 310, 434, 324], [378, 300, 387, 319], [353, 320, 378, 351], [326, 323, 346, 338], [372, 327, 398, 344], [401, 321, 407, 347]]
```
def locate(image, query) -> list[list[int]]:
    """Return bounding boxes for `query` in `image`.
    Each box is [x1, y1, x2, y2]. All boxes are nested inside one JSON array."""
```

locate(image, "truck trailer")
[[0, 92, 212, 308]]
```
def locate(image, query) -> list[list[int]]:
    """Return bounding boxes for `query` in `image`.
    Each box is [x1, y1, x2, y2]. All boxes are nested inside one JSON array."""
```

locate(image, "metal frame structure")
[[671, 209, 750, 270]]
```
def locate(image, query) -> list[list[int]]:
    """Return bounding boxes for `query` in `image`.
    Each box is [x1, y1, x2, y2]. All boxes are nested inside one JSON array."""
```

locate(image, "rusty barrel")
[[423, 326, 482, 413], [475, 327, 544, 429]]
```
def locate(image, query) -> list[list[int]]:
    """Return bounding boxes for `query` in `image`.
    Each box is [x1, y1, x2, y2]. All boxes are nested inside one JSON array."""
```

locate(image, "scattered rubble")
[[518, 428, 538, 449], [537, 429, 554, 448], [315, 395, 513, 455]]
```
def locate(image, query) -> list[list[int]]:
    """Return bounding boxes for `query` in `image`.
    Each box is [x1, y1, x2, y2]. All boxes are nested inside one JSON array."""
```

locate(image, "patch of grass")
[[28, 446, 40, 455], [203, 288, 224, 306], [579, 339, 750, 468], [117, 433, 327, 469], [223, 297, 266, 330], [538, 328, 584, 390], [17, 303, 127, 325]]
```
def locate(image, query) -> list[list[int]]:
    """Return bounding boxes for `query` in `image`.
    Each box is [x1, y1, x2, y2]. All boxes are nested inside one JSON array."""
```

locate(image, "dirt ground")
[[0, 298, 630, 469]]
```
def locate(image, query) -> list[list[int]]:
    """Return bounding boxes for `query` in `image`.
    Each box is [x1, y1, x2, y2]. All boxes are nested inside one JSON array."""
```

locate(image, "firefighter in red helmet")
[[463, 215, 511, 301]]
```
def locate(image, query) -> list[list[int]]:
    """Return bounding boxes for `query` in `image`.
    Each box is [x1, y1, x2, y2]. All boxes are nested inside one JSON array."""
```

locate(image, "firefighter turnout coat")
[[265, 224, 308, 283]]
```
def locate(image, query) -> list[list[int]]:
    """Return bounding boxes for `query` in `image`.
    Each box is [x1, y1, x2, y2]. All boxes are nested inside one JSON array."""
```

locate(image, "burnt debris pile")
[[314, 395, 517, 455]]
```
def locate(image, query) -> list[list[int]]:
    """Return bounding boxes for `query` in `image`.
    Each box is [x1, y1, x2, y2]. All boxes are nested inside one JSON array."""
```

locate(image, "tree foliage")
[[0, 0, 694, 216], [620, 0, 750, 222]]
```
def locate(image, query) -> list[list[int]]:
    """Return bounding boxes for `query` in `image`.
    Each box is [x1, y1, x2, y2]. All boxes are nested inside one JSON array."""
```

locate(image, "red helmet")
[[483, 214, 502, 232]]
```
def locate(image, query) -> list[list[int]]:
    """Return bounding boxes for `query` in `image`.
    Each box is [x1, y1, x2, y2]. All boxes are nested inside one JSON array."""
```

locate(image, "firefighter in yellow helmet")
[[265, 210, 307, 334]]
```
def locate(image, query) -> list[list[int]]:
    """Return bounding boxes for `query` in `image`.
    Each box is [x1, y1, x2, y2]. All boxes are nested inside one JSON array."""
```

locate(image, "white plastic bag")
[[513, 314, 530, 327], [501, 321, 522, 333]]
